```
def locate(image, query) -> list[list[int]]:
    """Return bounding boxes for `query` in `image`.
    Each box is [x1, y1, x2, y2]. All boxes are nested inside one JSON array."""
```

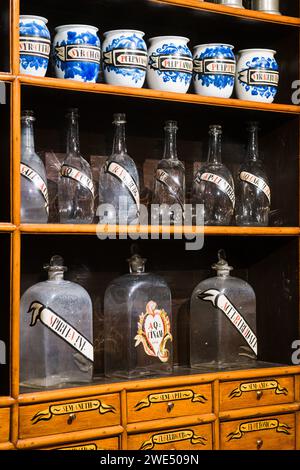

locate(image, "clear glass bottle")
[[98, 113, 140, 224], [58, 108, 95, 224], [235, 122, 270, 226], [21, 110, 49, 223], [190, 250, 257, 369], [153, 120, 185, 224], [104, 254, 173, 378], [20, 255, 93, 389], [192, 125, 235, 225]]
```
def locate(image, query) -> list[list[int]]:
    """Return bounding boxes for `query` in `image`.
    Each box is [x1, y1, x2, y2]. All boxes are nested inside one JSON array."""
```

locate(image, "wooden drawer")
[[19, 394, 120, 439], [127, 384, 212, 423], [45, 436, 120, 450], [220, 414, 295, 450], [220, 376, 294, 411], [0, 408, 10, 443], [128, 424, 212, 450]]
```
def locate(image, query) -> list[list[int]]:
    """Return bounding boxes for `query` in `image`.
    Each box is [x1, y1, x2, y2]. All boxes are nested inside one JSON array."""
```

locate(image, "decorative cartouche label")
[[135, 389, 207, 411], [28, 301, 94, 362], [20, 162, 49, 214], [238, 68, 279, 87], [199, 289, 257, 355], [105, 161, 140, 209], [229, 380, 288, 399], [156, 169, 184, 208], [61, 165, 95, 197], [134, 300, 172, 363], [197, 172, 235, 207], [227, 418, 291, 441], [19, 36, 51, 59], [55, 45, 100, 63], [239, 171, 271, 203], [103, 49, 147, 70], [140, 429, 207, 450], [31, 399, 116, 424], [193, 58, 236, 76], [150, 54, 193, 74]]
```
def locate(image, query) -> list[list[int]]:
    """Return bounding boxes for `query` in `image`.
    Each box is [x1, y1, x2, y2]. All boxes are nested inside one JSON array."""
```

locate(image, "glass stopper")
[[212, 249, 233, 276], [209, 124, 222, 135], [21, 110, 35, 121], [113, 113, 126, 124], [127, 254, 146, 274], [43, 255, 67, 272]]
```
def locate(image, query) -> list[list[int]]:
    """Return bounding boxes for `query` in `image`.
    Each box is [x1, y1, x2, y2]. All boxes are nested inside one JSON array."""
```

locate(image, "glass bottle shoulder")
[[192, 274, 255, 297], [21, 279, 91, 304], [63, 153, 92, 175], [199, 161, 233, 181], [22, 150, 46, 175], [157, 158, 185, 172], [239, 160, 268, 181], [107, 272, 168, 293]]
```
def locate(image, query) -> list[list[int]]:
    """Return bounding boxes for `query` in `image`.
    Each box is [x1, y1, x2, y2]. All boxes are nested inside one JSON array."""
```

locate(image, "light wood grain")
[[41, 436, 119, 450], [11, 0, 19, 75], [0, 408, 10, 442]]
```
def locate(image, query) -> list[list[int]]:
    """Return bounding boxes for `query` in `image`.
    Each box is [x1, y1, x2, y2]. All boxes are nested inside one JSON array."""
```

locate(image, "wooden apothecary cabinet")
[[0, 0, 300, 451]]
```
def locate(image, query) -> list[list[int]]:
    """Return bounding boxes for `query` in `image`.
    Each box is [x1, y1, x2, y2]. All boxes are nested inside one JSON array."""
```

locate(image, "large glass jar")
[[104, 254, 173, 378]]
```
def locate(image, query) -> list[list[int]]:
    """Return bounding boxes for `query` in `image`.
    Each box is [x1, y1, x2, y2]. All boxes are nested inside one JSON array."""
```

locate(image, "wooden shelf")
[[0, 73, 15, 82], [0, 223, 16, 233], [18, 76, 300, 115], [151, 0, 300, 26]]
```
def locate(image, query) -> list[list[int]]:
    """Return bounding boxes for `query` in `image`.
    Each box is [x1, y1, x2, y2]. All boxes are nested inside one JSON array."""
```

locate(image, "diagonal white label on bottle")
[[61, 165, 95, 197], [28, 301, 94, 362], [20, 162, 49, 215], [198, 289, 257, 355], [156, 169, 184, 209], [105, 161, 140, 209], [239, 171, 271, 204], [199, 172, 235, 207]]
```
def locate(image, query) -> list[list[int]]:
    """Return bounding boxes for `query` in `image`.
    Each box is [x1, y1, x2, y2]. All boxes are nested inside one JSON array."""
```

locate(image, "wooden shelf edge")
[[18, 76, 300, 115], [0, 73, 15, 82], [219, 402, 300, 421], [0, 396, 15, 406], [151, 0, 300, 27]]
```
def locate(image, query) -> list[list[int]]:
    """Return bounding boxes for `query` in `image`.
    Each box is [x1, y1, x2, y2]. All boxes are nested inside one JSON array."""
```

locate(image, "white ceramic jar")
[[19, 15, 51, 77], [147, 36, 193, 93], [235, 48, 279, 103], [53, 24, 101, 82], [102, 30, 147, 88], [193, 44, 236, 98]]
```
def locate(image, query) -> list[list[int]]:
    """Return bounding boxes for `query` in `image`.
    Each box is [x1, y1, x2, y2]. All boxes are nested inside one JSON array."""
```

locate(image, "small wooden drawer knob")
[[256, 438, 263, 450], [167, 402, 174, 413], [67, 413, 76, 425], [256, 390, 263, 400]]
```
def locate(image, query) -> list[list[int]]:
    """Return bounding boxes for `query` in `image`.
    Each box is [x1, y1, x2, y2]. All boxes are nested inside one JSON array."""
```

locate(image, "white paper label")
[[239, 171, 271, 203], [198, 172, 235, 207], [20, 162, 49, 214], [105, 161, 140, 209], [156, 169, 184, 208], [199, 289, 257, 355], [61, 165, 95, 197], [28, 301, 94, 362]]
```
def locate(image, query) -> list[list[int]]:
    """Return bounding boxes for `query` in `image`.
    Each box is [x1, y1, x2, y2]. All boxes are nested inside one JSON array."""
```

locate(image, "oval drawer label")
[[135, 389, 207, 411], [229, 380, 288, 398], [31, 399, 116, 424], [227, 418, 291, 441], [140, 429, 207, 450]]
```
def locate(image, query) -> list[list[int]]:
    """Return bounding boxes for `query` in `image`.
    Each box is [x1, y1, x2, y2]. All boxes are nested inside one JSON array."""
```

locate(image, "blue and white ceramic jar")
[[53, 24, 101, 83], [193, 44, 236, 98], [19, 15, 51, 77], [147, 36, 193, 93], [236, 48, 279, 103], [102, 30, 147, 88]]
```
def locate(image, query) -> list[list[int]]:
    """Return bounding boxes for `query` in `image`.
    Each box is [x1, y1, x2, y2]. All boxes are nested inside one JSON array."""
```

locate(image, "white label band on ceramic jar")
[[197, 172, 235, 207], [103, 49, 147, 70], [105, 161, 140, 209], [156, 169, 184, 209], [238, 68, 279, 86], [150, 55, 193, 74], [55, 45, 100, 63], [239, 171, 271, 203], [19, 37, 51, 58], [61, 165, 95, 197], [193, 58, 236, 76], [20, 162, 49, 214]]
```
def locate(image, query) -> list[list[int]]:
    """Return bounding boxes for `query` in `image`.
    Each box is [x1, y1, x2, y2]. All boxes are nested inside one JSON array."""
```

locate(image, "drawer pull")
[[167, 402, 174, 413], [67, 413, 76, 425], [256, 438, 263, 450], [256, 390, 263, 400]]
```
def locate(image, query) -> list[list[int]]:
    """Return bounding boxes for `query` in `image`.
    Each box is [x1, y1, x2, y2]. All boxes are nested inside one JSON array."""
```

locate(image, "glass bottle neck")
[[163, 127, 177, 160], [48, 270, 64, 281], [21, 119, 35, 155], [246, 127, 259, 162], [208, 132, 222, 164], [112, 122, 127, 156], [67, 114, 80, 156]]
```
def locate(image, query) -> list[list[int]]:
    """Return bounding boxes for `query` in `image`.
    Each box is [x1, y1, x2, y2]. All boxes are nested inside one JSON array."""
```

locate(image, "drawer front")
[[0, 408, 10, 443], [19, 394, 120, 439], [220, 414, 295, 450], [127, 384, 212, 423], [220, 376, 294, 411], [128, 424, 212, 450], [46, 436, 119, 450]]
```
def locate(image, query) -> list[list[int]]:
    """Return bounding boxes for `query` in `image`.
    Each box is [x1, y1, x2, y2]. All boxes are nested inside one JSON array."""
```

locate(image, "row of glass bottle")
[[20, 250, 257, 388], [21, 111, 270, 227]]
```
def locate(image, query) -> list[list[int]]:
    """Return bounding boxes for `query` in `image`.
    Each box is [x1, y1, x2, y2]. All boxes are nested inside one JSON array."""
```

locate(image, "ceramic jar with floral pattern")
[[19, 15, 51, 76]]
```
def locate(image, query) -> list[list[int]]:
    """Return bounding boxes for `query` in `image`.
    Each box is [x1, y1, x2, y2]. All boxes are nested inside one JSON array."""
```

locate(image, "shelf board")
[[18, 75, 300, 115], [151, 0, 300, 27], [19, 224, 300, 237]]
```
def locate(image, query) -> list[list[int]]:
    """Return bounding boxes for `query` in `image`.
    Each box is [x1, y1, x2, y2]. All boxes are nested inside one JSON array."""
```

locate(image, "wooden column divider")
[[213, 379, 220, 450], [11, 0, 19, 76], [121, 389, 128, 450]]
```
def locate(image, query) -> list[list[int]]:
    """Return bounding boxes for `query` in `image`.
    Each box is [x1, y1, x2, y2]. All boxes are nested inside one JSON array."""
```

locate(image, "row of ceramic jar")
[[19, 16, 279, 103]]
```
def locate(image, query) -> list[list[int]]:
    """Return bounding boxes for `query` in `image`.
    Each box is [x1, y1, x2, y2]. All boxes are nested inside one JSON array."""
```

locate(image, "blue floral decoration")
[[239, 55, 278, 99], [193, 45, 235, 90], [20, 20, 50, 72], [53, 30, 100, 82], [149, 42, 192, 85]]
